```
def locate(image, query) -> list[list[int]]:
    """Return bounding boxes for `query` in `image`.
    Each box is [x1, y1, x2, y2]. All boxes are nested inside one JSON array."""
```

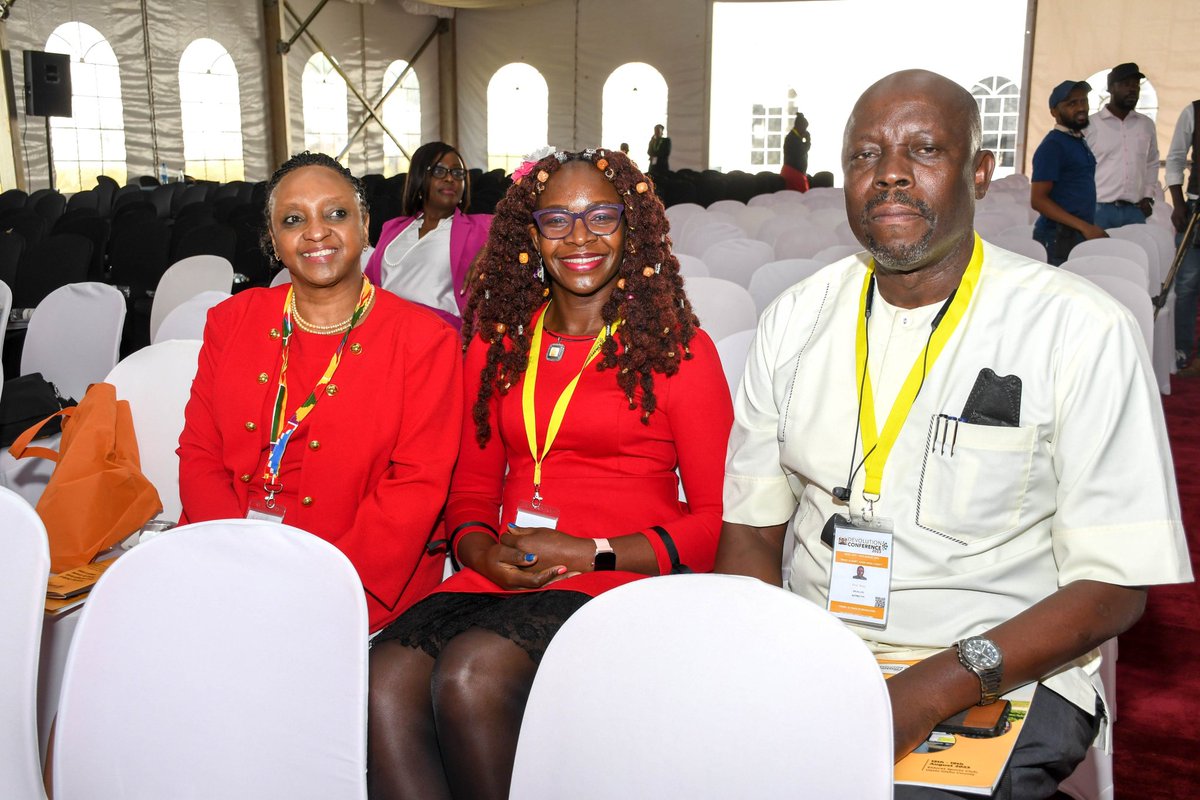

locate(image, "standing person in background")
[[364, 142, 492, 329], [782, 112, 812, 192], [647, 124, 671, 176], [1085, 63, 1159, 229], [1167, 98, 1200, 371], [619, 142, 630, 157], [1031, 80, 1107, 265]]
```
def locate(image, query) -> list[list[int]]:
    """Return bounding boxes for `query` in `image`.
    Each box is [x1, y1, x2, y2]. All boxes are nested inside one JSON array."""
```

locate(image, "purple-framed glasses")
[[531, 203, 625, 239]]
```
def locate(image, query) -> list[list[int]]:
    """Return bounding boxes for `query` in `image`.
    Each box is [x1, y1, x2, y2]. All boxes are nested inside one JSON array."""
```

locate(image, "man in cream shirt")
[[717, 70, 1191, 799], [1084, 62, 1160, 229]]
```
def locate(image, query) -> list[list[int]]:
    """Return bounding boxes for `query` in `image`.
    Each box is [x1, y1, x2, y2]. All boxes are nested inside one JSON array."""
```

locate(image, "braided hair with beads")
[[462, 148, 699, 446]]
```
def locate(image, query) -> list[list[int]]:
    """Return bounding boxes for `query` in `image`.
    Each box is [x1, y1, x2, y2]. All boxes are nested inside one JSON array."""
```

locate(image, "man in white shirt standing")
[[718, 69, 1191, 798], [1166, 99, 1200, 370], [1084, 62, 1159, 229]]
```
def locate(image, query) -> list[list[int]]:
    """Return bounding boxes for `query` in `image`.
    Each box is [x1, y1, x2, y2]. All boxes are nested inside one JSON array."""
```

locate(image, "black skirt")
[[374, 590, 591, 664]]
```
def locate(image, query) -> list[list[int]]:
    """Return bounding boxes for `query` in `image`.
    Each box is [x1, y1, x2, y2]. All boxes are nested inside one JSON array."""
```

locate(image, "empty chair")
[[1069, 238, 1150, 292], [701, 238, 774, 287], [665, 202, 705, 232], [52, 519, 369, 800], [754, 210, 810, 246], [149, 255, 234, 345], [673, 253, 709, 279], [103, 340, 203, 520], [732, 205, 775, 239], [773, 223, 841, 260], [0, 486, 50, 800], [748, 258, 827, 313], [1083, 275, 1153, 356], [999, 223, 1036, 240], [989, 232, 1048, 263], [269, 268, 292, 287], [50, 214, 110, 281], [673, 219, 746, 258], [832, 219, 859, 246], [30, 191, 65, 229], [706, 199, 746, 215], [0, 230, 24, 290], [11, 233, 92, 309], [1107, 224, 1163, 286], [685, 276, 758, 342], [107, 217, 171, 297], [173, 222, 237, 263], [22, 282, 126, 403], [0, 209, 47, 249], [805, 207, 848, 230], [1061, 254, 1147, 291], [172, 183, 211, 215], [715, 329, 755, 397], [154, 290, 230, 343], [811, 243, 863, 265], [0, 188, 27, 213], [64, 190, 99, 215], [510, 574, 892, 800], [973, 210, 1020, 240]]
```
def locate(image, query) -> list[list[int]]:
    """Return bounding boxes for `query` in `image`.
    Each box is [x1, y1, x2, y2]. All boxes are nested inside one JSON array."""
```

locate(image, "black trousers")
[[895, 686, 1102, 800]]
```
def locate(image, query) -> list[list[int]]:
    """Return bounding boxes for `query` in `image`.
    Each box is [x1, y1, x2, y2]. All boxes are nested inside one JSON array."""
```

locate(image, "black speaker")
[[24, 51, 72, 118]]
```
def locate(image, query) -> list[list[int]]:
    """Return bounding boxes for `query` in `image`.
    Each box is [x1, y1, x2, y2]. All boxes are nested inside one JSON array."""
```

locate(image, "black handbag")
[[0, 373, 73, 448]]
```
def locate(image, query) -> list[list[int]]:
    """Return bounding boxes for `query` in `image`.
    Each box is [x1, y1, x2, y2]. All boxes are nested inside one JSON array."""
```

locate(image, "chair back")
[[989, 232, 1048, 263], [773, 223, 841, 260], [270, 268, 292, 287], [0, 486, 50, 800], [154, 290, 230, 343], [1107, 224, 1163, 285], [52, 519, 369, 800], [150, 255, 234, 343], [685, 276, 758, 342], [701, 237, 774, 287], [748, 258, 826, 314], [21, 282, 127, 402], [103, 340, 204, 521], [811, 243, 863, 266], [1062, 254, 1148, 292], [715, 329, 755, 397], [673, 218, 745, 258], [1068, 238, 1150, 291], [673, 253, 709, 279], [732, 205, 776, 239], [510, 574, 893, 799], [12, 233, 92, 309], [664, 202, 705, 231], [1083, 275, 1153, 356]]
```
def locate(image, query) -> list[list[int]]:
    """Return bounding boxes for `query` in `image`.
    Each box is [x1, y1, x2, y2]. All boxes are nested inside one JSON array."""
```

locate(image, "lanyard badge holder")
[[250, 278, 374, 523], [823, 237, 983, 628], [516, 304, 620, 530]]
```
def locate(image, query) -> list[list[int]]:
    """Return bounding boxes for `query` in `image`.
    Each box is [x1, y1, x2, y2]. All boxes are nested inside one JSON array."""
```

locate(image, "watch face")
[[961, 638, 1002, 669]]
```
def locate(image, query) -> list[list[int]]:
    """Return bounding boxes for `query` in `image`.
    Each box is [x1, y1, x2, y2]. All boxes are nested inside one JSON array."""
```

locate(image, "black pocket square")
[[960, 368, 1021, 427]]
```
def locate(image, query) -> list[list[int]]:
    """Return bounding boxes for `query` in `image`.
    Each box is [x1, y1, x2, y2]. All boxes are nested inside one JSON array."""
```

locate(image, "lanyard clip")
[[531, 484, 543, 510], [263, 482, 283, 509], [861, 492, 880, 521]]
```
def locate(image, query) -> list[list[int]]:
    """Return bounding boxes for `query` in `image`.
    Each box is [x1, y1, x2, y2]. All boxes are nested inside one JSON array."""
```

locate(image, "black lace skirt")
[[374, 590, 592, 664]]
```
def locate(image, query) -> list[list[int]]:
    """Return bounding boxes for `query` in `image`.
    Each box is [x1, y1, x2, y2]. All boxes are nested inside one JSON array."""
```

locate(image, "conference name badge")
[[826, 515, 894, 629], [514, 501, 560, 530]]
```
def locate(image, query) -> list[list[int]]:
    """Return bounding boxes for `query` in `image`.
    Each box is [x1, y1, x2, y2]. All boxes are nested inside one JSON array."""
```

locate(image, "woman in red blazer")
[[177, 152, 462, 632]]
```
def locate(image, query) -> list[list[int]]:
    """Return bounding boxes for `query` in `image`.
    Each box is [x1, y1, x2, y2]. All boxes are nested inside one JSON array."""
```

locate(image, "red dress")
[[177, 286, 463, 631], [437, 313, 734, 598]]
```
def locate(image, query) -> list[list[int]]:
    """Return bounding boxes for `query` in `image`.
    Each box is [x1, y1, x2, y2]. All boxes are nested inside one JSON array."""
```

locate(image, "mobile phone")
[[934, 700, 1011, 738]]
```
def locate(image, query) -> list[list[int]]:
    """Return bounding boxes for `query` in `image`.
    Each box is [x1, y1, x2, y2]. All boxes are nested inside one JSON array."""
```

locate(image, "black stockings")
[[368, 628, 539, 800]]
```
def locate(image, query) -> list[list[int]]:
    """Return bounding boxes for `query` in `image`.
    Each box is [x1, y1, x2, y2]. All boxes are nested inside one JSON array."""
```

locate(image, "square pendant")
[[546, 342, 566, 362]]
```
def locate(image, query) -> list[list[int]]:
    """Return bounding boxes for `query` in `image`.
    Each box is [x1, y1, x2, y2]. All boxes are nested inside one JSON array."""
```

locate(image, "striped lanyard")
[[262, 277, 373, 507], [522, 303, 621, 509]]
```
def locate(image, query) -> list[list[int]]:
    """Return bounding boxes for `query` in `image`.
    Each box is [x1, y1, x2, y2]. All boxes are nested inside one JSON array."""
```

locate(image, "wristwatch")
[[955, 636, 1004, 706], [592, 538, 616, 571]]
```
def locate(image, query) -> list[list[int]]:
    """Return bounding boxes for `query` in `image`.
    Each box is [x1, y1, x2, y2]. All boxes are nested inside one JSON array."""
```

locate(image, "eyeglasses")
[[427, 165, 467, 181], [531, 204, 625, 239]]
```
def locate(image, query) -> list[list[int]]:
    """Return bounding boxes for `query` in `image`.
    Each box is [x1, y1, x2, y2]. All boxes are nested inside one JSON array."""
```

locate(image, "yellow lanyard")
[[854, 235, 983, 500], [522, 303, 619, 507]]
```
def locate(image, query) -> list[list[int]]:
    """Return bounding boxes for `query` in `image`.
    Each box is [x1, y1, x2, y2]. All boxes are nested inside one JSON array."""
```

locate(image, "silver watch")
[[955, 636, 1003, 705]]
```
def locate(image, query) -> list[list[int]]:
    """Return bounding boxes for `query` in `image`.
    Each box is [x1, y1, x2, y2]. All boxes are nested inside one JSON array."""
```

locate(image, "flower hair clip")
[[511, 145, 557, 184]]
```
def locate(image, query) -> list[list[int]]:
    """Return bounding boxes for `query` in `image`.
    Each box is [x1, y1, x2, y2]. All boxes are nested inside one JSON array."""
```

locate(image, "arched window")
[[1085, 69, 1159, 122], [302, 53, 348, 159], [179, 38, 244, 182], [602, 63, 668, 172], [487, 63, 548, 173], [381, 60, 421, 177], [971, 76, 1020, 175], [45, 22, 126, 193]]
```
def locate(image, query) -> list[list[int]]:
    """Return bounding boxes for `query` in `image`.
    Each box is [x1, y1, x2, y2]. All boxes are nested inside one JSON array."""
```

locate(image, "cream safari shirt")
[[724, 238, 1190, 738]]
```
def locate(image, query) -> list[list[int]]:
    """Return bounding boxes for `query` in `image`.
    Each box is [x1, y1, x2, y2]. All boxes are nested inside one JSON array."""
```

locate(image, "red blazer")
[[177, 285, 463, 631]]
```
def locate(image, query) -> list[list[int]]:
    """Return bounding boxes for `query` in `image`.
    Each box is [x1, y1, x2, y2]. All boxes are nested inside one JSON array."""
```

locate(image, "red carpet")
[[1113, 374, 1200, 798]]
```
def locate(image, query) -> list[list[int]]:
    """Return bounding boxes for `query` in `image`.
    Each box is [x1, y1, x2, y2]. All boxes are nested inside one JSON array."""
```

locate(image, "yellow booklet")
[[45, 560, 118, 614], [880, 658, 1036, 796]]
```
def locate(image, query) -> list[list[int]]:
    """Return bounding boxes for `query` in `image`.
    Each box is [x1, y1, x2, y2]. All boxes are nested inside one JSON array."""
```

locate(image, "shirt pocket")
[[915, 416, 1036, 544]]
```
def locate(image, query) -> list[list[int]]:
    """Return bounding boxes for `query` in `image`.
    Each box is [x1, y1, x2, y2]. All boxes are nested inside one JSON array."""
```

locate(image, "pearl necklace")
[[290, 284, 375, 335]]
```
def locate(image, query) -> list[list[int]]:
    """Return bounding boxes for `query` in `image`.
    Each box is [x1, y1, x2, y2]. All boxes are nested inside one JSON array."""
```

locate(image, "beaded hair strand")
[[462, 149, 698, 446]]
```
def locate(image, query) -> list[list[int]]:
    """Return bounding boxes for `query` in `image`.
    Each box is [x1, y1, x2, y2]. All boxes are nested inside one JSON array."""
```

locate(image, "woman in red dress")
[[177, 152, 462, 633], [367, 149, 734, 799]]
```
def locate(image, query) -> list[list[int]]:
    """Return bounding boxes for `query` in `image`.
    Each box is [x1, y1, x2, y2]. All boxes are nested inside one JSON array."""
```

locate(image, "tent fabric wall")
[[1027, 0, 1199, 177]]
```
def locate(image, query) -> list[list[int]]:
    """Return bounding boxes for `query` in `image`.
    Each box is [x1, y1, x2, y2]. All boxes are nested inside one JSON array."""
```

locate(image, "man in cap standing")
[[1031, 80, 1107, 265], [1085, 63, 1160, 229]]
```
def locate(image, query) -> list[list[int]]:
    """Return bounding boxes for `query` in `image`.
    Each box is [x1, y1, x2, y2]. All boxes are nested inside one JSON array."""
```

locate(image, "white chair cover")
[[715, 329, 755, 397], [988, 232, 1048, 263], [999, 223, 1036, 240], [748, 258, 826, 314], [0, 486, 50, 800], [149, 255, 234, 343], [811, 244, 864, 266], [706, 199, 746, 216], [1061, 254, 1148, 288], [805, 207, 848, 230], [1083, 275, 1154, 356], [700, 237, 775, 287], [1068, 239, 1150, 291], [103, 340, 203, 522], [732, 205, 776, 239], [754, 211, 809, 247], [685, 276, 758, 342], [773, 224, 841, 260], [673, 218, 745, 258], [21, 282, 126, 403], [154, 290, 230, 343], [1107, 225, 1163, 283], [832, 219, 859, 245], [52, 519, 369, 800], [510, 574, 893, 800], [664, 202, 705, 230], [270, 269, 292, 287], [974, 210, 1021, 240], [673, 253, 710, 279]]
